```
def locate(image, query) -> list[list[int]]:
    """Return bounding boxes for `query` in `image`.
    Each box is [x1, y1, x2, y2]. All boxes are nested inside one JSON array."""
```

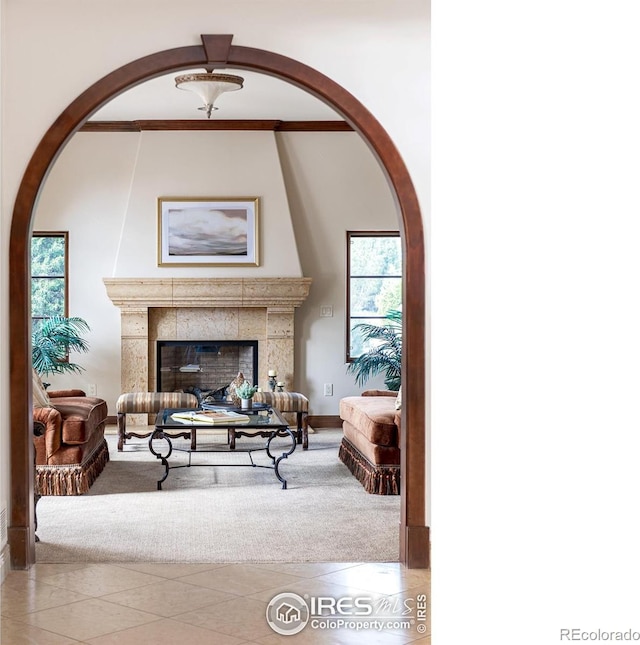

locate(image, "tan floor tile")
[[251, 562, 361, 578], [174, 596, 273, 641], [113, 562, 229, 578], [20, 597, 160, 641], [256, 626, 414, 644], [2, 569, 29, 587], [378, 563, 430, 589], [101, 578, 237, 617], [0, 616, 80, 644], [247, 576, 363, 604], [1, 578, 92, 617], [314, 563, 429, 596], [27, 563, 91, 579], [85, 617, 248, 644], [37, 563, 166, 597], [1, 560, 428, 645], [176, 564, 305, 596], [2, 569, 40, 590]]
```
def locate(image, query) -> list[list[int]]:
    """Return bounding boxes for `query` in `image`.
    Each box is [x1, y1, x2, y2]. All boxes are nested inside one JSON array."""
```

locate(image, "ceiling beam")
[[79, 119, 353, 132]]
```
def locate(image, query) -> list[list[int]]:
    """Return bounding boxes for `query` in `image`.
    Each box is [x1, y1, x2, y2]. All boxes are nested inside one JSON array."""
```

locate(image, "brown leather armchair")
[[33, 388, 109, 495]]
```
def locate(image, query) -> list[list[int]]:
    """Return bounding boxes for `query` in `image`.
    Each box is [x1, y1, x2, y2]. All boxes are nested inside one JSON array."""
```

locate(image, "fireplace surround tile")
[[121, 309, 148, 337], [177, 307, 241, 340], [150, 308, 177, 339], [266, 310, 295, 338], [238, 308, 266, 339]]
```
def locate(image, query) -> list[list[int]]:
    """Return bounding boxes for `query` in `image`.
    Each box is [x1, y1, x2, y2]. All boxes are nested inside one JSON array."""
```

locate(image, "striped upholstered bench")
[[116, 392, 198, 451], [253, 391, 310, 449]]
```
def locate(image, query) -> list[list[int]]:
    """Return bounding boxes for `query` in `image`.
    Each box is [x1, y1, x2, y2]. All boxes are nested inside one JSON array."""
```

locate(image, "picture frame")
[[158, 197, 260, 266]]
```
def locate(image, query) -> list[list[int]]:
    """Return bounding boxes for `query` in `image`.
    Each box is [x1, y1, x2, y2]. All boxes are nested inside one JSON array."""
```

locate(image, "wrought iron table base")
[[149, 427, 296, 490]]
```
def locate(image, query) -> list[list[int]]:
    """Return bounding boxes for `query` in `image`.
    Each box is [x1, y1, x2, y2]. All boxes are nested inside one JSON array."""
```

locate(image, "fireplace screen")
[[156, 340, 258, 403]]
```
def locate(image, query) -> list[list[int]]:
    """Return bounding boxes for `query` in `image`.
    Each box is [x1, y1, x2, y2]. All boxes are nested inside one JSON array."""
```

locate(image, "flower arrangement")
[[235, 380, 258, 400]]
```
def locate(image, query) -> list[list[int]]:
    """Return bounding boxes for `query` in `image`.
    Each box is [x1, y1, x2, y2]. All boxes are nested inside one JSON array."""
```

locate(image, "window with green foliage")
[[31, 232, 68, 331], [347, 231, 402, 361]]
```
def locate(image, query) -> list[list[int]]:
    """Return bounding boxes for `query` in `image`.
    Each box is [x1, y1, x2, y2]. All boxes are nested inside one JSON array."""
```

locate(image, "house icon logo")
[[277, 602, 301, 624], [266, 592, 310, 635]]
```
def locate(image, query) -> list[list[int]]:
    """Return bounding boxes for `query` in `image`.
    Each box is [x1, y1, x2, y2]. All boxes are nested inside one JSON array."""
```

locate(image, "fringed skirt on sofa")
[[36, 437, 110, 496], [338, 392, 401, 496], [338, 435, 400, 495], [338, 437, 400, 495]]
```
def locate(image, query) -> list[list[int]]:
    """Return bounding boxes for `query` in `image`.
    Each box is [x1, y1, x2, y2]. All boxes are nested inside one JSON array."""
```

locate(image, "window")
[[31, 232, 68, 330], [347, 231, 402, 361]]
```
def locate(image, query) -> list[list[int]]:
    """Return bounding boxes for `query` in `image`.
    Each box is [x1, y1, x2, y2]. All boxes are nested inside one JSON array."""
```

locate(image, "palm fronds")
[[348, 309, 402, 391], [32, 316, 90, 376]]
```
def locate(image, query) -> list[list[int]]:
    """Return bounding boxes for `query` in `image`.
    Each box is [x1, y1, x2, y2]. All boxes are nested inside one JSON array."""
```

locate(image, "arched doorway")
[[9, 35, 428, 569]]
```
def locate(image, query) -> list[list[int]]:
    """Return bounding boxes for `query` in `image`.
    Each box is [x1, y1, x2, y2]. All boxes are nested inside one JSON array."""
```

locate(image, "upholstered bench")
[[116, 392, 198, 451], [253, 391, 310, 449]]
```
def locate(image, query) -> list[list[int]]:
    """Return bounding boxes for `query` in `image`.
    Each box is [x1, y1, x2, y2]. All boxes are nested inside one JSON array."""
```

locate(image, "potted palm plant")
[[32, 315, 91, 381], [347, 309, 402, 391]]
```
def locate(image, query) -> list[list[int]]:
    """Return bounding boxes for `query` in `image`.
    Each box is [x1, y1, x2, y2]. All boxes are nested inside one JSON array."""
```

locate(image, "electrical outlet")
[[323, 383, 333, 396], [320, 305, 334, 318], [87, 384, 97, 396]]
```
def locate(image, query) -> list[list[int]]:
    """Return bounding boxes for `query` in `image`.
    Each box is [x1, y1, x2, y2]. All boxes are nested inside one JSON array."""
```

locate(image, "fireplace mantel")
[[103, 277, 312, 309], [104, 278, 312, 415]]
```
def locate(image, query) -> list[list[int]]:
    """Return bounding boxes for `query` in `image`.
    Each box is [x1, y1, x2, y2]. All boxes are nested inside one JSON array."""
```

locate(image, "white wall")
[[0, 0, 429, 561], [32, 132, 139, 413], [113, 131, 302, 279], [277, 132, 398, 406], [33, 130, 305, 411], [33, 130, 397, 415]]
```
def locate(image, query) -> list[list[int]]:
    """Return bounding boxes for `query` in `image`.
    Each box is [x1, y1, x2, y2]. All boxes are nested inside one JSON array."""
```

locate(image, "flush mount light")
[[175, 72, 244, 118]]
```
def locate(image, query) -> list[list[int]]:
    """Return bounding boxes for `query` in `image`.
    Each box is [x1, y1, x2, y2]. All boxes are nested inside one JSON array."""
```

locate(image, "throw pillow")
[[395, 386, 402, 410], [32, 368, 51, 408]]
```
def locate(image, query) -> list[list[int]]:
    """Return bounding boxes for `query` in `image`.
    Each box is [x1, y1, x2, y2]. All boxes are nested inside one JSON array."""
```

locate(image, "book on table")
[[170, 409, 250, 424]]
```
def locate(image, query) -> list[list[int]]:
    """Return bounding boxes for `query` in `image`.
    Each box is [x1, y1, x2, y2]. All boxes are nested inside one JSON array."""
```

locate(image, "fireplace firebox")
[[156, 340, 258, 402]]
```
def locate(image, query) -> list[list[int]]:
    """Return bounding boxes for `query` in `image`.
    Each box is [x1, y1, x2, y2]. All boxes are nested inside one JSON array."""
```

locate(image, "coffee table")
[[150, 407, 296, 490]]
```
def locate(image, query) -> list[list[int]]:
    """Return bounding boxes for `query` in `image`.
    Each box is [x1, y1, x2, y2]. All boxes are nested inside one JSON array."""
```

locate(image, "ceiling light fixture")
[[175, 72, 244, 118]]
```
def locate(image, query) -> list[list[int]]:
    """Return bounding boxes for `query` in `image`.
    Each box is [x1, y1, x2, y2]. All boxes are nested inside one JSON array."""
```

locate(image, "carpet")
[[35, 429, 400, 563]]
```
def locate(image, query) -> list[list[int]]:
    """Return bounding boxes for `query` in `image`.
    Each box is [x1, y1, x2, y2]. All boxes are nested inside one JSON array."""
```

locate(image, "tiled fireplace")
[[104, 277, 312, 422]]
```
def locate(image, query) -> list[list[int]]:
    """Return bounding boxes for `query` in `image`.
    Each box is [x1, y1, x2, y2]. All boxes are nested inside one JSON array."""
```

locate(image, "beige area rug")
[[35, 429, 400, 563]]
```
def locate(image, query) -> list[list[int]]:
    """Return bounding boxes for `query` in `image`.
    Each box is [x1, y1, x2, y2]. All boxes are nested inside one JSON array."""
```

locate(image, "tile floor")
[[1, 561, 430, 644]]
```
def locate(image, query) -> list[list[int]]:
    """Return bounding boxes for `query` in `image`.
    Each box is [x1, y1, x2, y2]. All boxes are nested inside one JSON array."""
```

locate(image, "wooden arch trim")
[[8, 35, 428, 569]]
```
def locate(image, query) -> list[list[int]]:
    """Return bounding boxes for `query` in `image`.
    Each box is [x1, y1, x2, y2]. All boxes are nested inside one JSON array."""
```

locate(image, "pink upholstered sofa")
[[338, 389, 401, 495]]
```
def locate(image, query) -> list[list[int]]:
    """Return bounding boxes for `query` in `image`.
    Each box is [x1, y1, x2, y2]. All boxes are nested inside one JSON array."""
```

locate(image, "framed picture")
[[158, 197, 259, 266]]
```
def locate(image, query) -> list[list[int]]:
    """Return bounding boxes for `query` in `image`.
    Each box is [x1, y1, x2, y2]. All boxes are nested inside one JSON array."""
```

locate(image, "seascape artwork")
[[158, 198, 259, 266], [167, 207, 248, 256]]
